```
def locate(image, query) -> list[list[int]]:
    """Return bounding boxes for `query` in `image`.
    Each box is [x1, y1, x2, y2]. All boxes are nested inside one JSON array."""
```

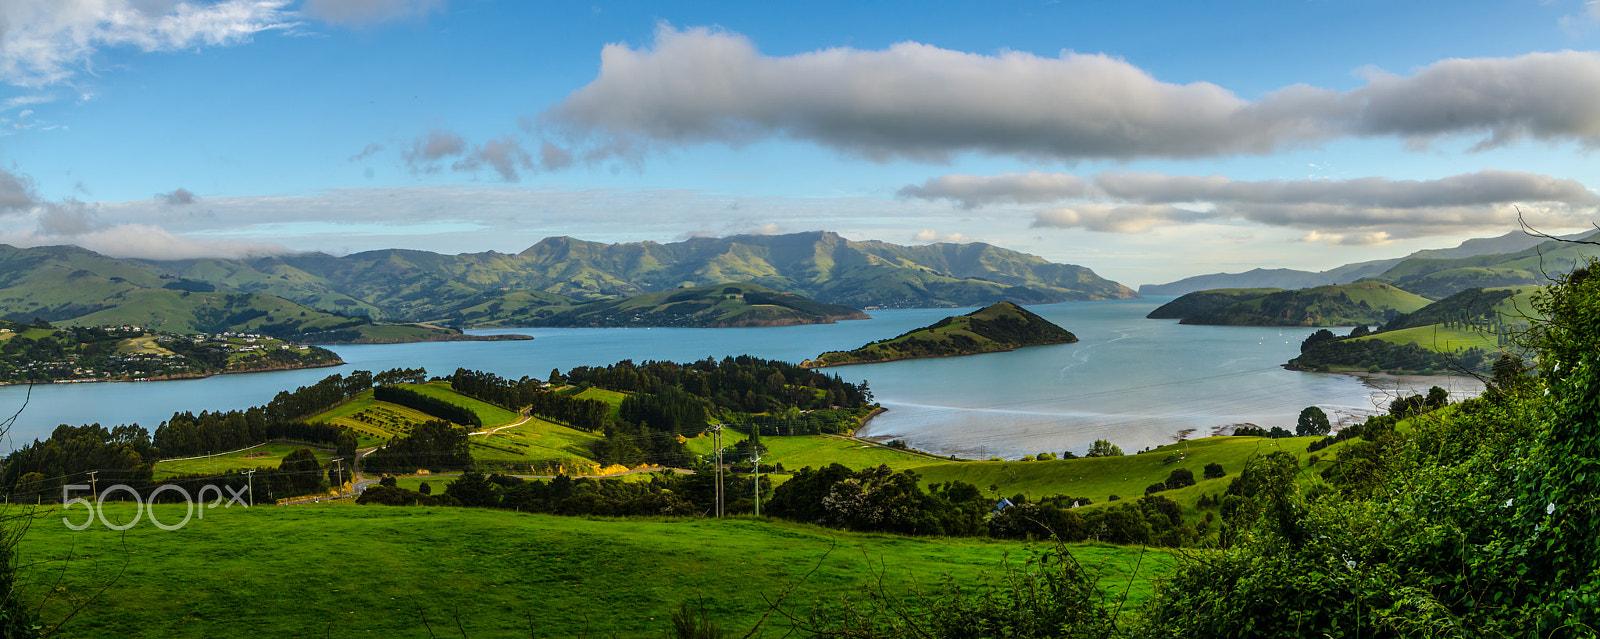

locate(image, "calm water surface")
[[0, 297, 1482, 458]]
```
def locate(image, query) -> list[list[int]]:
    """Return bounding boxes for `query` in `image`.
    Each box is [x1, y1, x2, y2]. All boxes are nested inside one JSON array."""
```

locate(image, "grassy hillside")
[[483, 282, 871, 328], [808, 302, 1077, 366], [21, 505, 1175, 638], [1175, 282, 1430, 326], [468, 416, 606, 474]]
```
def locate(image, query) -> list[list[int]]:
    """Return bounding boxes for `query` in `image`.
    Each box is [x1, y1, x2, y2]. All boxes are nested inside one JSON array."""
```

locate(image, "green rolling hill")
[[806, 301, 1076, 366], [0, 244, 503, 342]]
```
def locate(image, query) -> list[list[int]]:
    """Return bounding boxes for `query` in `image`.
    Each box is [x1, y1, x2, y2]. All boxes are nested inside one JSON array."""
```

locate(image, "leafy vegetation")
[[808, 302, 1078, 366]]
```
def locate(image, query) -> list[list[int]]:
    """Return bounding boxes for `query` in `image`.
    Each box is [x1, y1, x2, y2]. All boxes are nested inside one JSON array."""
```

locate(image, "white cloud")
[[906, 169, 1600, 239], [899, 172, 1088, 209], [452, 135, 534, 182], [542, 26, 1600, 163], [0, 0, 295, 87], [157, 186, 195, 205], [400, 128, 466, 173], [299, 0, 446, 27], [911, 229, 972, 243], [1032, 205, 1211, 234]]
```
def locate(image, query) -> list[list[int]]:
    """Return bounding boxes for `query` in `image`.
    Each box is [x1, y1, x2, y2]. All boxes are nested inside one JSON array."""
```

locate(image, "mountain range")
[[0, 232, 1136, 334]]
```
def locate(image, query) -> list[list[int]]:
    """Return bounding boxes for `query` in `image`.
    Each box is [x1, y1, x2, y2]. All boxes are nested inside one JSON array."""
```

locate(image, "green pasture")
[[20, 503, 1176, 638], [467, 416, 605, 473], [1355, 324, 1499, 352], [151, 443, 336, 479], [403, 382, 521, 427], [913, 436, 1320, 504], [763, 435, 945, 473]]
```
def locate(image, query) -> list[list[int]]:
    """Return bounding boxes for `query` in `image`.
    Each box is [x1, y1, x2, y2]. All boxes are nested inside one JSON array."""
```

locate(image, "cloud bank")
[[541, 26, 1600, 163], [0, 166, 286, 259], [903, 169, 1600, 243]]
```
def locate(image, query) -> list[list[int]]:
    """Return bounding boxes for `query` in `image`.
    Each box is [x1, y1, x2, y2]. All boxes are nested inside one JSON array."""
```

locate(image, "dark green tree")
[[1295, 406, 1330, 437], [1085, 439, 1122, 458], [445, 471, 499, 508]]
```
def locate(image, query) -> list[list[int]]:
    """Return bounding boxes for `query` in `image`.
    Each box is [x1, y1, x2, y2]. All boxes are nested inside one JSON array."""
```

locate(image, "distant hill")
[[148, 231, 1135, 319], [1139, 261, 1398, 296], [1160, 282, 1431, 327], [484, 282, 870, 328], [0, 232, 1136, 331], [1139, 230, 1593, 296], [1362, 230, 1600, 299], [805, 302, 1076, 367], [0, 244, 513, 343]]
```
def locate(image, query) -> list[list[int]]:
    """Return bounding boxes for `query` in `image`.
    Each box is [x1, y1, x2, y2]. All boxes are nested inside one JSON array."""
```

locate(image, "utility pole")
[[711, 424, 724, 518], [331, 458, 344, 495], [752, 454, 762, 517], [87, 471, 98, 502], [241, 469, 256, 507]]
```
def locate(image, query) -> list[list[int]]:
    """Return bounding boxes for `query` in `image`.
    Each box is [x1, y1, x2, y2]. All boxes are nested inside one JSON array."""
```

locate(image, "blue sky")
[[1, 0, 1598, 287]]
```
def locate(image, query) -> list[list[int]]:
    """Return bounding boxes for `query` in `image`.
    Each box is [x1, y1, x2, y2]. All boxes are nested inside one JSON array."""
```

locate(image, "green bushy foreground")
[[1135, 263, 1600, 637]]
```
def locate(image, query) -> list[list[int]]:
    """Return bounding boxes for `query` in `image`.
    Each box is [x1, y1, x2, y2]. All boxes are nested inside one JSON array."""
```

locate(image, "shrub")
[[1203, 462, 1226, 479], [1165, 468, 1196, 490]]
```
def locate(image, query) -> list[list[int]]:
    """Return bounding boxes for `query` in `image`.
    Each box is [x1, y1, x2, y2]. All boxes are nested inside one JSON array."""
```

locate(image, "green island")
[[0, 319, 341, 384], [804, 301, 1077, 367]]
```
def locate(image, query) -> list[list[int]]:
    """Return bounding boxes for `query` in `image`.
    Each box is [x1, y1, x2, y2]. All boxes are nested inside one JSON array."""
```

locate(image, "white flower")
[[1504, 498, 1514, 508], [1346, 560, 1357, 570], [1547, 503, 1556, 515]]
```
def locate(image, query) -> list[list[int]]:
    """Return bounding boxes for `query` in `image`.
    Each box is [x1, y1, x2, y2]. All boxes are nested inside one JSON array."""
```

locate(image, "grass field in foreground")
[[21, 503, 1176, 638], [151, 443, 335, 479]]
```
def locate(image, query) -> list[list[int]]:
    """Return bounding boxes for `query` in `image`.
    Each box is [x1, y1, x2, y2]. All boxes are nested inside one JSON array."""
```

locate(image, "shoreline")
[[0, 359, 346, 387]]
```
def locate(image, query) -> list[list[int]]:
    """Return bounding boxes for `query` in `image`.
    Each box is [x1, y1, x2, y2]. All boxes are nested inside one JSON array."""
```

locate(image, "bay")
[[0, 297, 1481, 458]]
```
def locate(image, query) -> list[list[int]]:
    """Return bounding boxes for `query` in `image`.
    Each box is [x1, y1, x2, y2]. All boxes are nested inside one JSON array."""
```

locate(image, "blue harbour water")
[[0, 297, 1482, 459]]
